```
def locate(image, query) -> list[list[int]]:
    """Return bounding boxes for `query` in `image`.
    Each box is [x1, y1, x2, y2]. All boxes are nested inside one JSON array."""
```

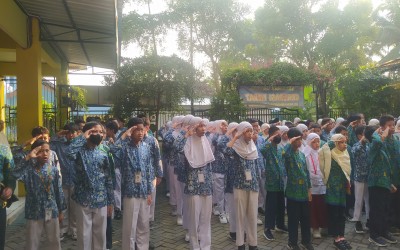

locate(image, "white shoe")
[[226, 214, 230, 223], [313, 228, 321, 239], [257, 218, 263, 225], [185, 232, 190, 242], [213, 207, 220, 216], [166, 192, 170, 197], [219, 214, 228, 224], [185, 233, 190, 242], [177, 216, 183, 225], [71, 232, 78, 240]]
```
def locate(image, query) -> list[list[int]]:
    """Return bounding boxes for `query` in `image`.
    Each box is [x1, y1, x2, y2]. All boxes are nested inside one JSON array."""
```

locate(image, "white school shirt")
[[305, 153, 326, 195]]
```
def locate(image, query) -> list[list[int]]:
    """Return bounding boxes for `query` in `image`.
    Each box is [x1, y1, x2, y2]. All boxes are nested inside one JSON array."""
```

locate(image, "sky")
[[69, 0, 383, 85]]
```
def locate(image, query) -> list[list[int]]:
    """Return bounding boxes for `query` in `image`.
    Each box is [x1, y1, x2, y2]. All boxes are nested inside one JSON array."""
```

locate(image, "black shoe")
[[114, 210, 122, 220], [263, 229, 275, 241], [287, 243, 301, 250], [382, 232, 398, 244], [354, 221, 364, 234], [276, 225, 289, 233], [229, 232, 236, 241], [300, 242, 314, 250], [238, 245, 245, 250], [249, 246, 258, 250], [365, 219, 370, 230], [389, 227, 400, 236], [342, 240, 352, 250], [333, 240, 348, 250], [368, 237, 388, 247], [258, 207, 265, 215]]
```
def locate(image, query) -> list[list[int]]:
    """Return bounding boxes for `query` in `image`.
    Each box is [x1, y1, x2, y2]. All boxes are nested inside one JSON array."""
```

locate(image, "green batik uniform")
[[347, 125, 358, 147], [283, 144, 311, 201], [325, 160, 347, 207], [261, 141, 285, 192], [384, 136, 400, 186], [368, 133, 393, 190]]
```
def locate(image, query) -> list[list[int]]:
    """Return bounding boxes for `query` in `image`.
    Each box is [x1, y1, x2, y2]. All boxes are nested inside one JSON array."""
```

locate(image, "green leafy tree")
[[374, 0, 400, 63], [104, 55, 208, 127], [337, 67, 400, 118], [169, 0, 248, 91], [253, 0, 377, 116]]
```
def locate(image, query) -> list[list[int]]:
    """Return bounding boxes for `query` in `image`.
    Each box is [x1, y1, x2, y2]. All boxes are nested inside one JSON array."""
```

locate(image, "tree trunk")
[[189, 15, 195, 115], [147, 0, 158, 55]]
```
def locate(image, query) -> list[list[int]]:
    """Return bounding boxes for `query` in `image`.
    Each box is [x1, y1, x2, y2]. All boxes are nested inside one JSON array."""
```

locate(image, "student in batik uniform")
[[284, 128, 313, 250], [320, 118, 334, 142], [366, 115, 398, 247], [142, 118, 163, 226], [351, 125, 371, 234], [162, 116, 184, 218], [296, 123, 309, 152], [319, 134, 352, 250], [111, 117, 155, 250], [174, 117, 215, 250], [226, 121, 259, 250], [248, 118, 265, 224], [304, 133, 327, 239], [381, 118, 400, 236], [218, 122, 239, 240], [105, 120, 122, 220], [13, 140, 65, 250], [211, 119, 229, 224], [346, 114, 365, 147], [0, 143, 15, 250], [158, 121, 172, 197], [68, 122, 114, 250], [50, 122, 79, 240], [261, 125, 287, 241]]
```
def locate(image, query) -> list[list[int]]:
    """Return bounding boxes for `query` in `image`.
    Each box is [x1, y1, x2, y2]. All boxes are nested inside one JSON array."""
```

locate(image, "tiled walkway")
[[5, 183, 399, 249]]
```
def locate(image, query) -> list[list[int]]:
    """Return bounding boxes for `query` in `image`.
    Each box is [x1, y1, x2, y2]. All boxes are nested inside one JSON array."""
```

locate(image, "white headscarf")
[[294, 117, 301, 124], [368, 118, 379, 126], [336, 117, 344, 125], [232, 122, 258, 160], [214, 120, 227, 134], [261, 123, 270, 132], [277, 125, 289, 133], [227, 122, 239, 139], [183, 117, 215, 168], [172, 116, 185, 138], [303, 133, 320, 158], [296, 124, 308, 133], [317, 119, 322, 125]]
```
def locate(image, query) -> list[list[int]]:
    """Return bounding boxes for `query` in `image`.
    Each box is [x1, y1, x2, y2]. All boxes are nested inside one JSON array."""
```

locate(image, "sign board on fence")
[[238, 85, 304, 108]]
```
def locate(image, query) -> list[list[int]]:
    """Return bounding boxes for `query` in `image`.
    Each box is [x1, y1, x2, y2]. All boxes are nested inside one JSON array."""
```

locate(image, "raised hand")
[[25, 146, 42, 160], [289, 136, 302, 144], [121, 126, 136, 140]]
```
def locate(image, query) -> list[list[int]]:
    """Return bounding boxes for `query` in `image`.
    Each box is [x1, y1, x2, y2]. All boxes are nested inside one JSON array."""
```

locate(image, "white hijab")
[[172, 115, 185, 138], [214, 120, 227, 134], [303, 133, 320, 158], [227, 122, 239, 139], [232, 122, 258, 160], [183, 117, 215, 168]]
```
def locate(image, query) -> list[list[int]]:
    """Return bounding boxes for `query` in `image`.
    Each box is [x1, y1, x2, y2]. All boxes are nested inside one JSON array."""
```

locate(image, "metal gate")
[[3, 77, 57, 143]]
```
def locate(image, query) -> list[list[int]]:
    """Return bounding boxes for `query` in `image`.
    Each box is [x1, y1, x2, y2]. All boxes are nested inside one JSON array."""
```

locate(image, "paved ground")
[[5, 183, 400, 249]]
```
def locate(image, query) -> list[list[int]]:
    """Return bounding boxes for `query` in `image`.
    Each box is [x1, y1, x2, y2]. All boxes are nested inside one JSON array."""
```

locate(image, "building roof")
[[15, 0, 119, 69]]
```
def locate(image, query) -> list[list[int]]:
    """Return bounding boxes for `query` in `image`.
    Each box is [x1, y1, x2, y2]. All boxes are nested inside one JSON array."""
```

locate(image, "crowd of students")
[[158, 114, 400, 250], [0, 112, 399, 250]]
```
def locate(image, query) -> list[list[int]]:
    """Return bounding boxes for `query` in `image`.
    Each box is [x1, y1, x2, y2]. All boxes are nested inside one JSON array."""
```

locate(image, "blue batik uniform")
[[68, 136, 114, 208]]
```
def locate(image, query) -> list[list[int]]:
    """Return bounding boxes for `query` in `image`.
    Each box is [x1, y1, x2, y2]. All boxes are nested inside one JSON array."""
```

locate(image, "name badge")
[[135, 172, 142, 184], [298, 179, 304, 185], [198, 173, 205, 183], [245, 170, 252, 181], [45, 209, 52, 221]]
